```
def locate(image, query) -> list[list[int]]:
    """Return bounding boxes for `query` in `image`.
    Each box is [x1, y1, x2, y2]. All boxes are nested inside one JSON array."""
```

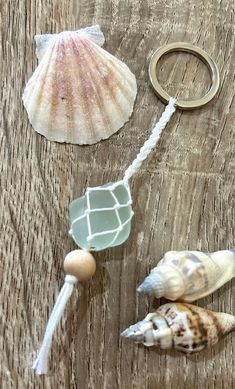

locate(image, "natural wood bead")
[[64, 250, 96, 281]]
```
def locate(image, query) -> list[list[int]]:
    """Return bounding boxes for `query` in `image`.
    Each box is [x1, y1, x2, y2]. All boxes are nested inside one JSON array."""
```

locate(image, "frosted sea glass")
[[69, 181, 133, 251]]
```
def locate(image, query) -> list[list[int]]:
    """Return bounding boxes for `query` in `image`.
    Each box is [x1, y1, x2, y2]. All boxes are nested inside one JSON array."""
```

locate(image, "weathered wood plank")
[[1, 0, 234, 388]]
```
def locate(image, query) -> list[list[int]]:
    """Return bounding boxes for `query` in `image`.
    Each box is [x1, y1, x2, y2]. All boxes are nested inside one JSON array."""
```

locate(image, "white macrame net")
[[70, 181, 133, 250]]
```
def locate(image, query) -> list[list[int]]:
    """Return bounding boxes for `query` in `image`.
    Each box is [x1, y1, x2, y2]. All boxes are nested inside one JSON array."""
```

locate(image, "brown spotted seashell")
[[22, 26, 137, 144], [137, 249, 235, 302], [121, 303, 235, 353]]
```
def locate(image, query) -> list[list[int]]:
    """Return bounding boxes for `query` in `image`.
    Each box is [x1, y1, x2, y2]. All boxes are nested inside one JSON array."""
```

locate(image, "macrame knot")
[[65, 274, 78, 285]]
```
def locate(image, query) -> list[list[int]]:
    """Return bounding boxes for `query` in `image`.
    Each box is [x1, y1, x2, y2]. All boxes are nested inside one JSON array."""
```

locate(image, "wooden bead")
[[64, 250, 96, 281]]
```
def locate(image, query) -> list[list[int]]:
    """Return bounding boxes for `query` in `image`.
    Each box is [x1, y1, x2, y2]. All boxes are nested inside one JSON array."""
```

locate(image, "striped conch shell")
[[121, 303, 235, 353], [137, 249, 235, 302], [22, 25, 137, 144]]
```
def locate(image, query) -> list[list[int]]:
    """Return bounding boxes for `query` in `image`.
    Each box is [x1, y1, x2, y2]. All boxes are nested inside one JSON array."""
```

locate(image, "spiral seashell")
[[137, 249, 235, 302], [121, 303, 235, 353], [22, 25, 137, 144]]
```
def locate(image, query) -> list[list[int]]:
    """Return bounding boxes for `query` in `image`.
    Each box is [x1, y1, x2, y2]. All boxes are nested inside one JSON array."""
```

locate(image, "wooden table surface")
[[1, 0, 235, 388]]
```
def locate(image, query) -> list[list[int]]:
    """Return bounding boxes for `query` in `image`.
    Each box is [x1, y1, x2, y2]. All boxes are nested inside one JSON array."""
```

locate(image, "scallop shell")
[[22, 25, 137, 144], [121, 303, 235, 353], [137, 249, 235, 302]]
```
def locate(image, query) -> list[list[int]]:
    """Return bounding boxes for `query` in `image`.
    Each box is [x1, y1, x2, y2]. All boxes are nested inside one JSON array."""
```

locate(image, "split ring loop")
[[149, 42, 220, 110]]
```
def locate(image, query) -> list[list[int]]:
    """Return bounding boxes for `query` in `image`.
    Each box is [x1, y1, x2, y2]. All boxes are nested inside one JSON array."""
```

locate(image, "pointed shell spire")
[[23, 26, 137, 144], [121, 303, 235, 353], [137, 264, 185, 299], [137, 249, 235, 302]]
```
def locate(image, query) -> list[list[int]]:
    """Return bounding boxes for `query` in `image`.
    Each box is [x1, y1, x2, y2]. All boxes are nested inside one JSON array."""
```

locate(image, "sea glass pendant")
[[69, 181, 134, 251]]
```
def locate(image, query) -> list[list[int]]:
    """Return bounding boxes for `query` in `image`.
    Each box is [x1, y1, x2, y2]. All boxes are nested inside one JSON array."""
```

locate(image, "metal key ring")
[[149, 42, 220, 110]]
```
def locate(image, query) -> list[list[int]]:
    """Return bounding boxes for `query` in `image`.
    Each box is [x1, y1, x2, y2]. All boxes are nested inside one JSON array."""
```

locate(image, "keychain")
[[24, 38, 235, 373]]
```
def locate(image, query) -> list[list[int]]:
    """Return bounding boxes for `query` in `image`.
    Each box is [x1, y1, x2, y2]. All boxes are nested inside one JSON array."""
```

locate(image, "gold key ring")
[[149, 42, 220, 110]]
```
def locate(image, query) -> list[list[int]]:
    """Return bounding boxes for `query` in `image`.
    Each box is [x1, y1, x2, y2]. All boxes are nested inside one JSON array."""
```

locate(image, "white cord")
[[123, 97, 176, 182], [32, 275, 78, 375], [32, 98, 176, 375]]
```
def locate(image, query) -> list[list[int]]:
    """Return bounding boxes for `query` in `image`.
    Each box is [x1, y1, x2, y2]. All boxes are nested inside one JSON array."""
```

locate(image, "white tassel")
[[32, 275, 78, 375]]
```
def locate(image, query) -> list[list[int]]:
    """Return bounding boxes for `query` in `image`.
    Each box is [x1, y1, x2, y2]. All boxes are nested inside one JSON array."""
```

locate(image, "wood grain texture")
[[1, 0, 235, 388]]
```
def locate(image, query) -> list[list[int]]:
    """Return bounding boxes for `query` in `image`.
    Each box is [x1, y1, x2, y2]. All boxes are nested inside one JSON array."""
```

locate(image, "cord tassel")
[[32, 275, 78, 375], [32, 250, 96, 375]]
